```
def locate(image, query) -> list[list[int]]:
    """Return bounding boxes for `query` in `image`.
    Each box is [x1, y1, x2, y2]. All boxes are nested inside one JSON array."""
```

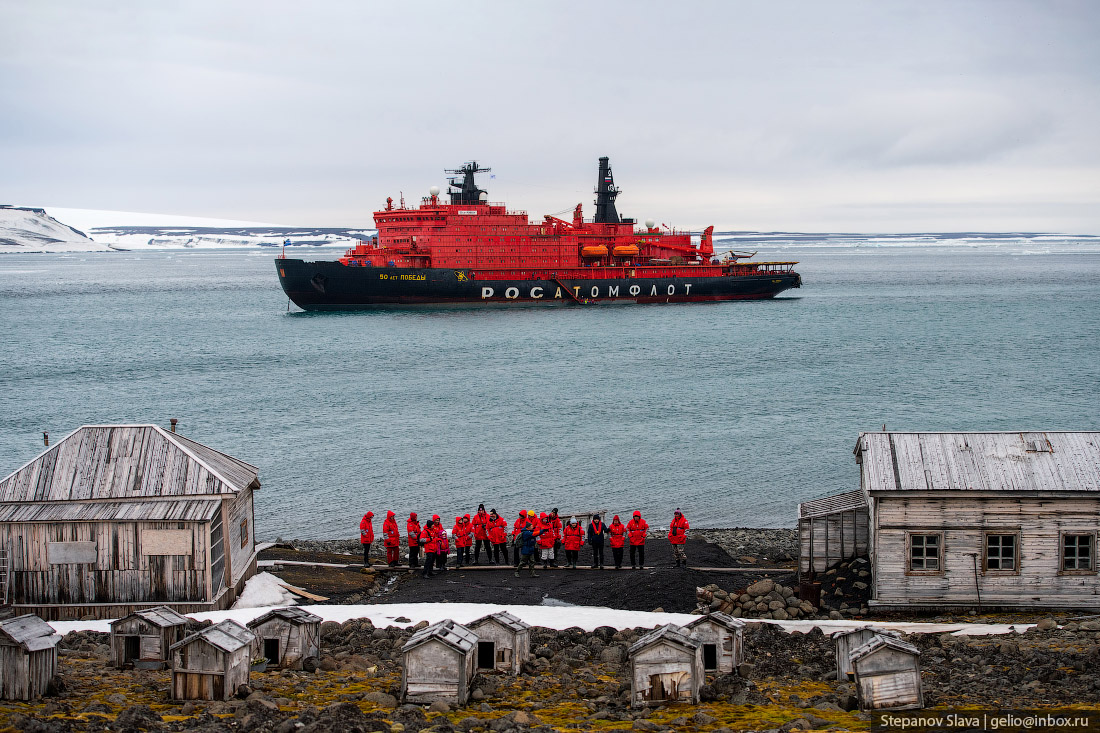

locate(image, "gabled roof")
[[856, 432, 1100, 494], [402, 619, 477, 655], [110, 605, 189, 630], [0, 614, 61, 652], [0, 499, 221, 523], [468, 610, 530, 634], [248, 607, 322, 628], [171, 619, 255, 654], [831, 626, 900, 640], [0, 424, 259, 504], [685, 612, 745, 632], [849, 635, 920, 663], [628, 624, 699, 656]]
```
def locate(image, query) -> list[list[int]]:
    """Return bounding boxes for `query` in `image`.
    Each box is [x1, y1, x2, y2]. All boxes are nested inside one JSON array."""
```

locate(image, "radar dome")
[[645, 218, 655, 229], [429, 185, 440, 196], [479, 192, 488, 201]]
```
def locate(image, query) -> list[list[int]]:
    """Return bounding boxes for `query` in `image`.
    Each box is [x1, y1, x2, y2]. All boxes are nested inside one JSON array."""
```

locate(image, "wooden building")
[[467, 610, 530, 673], [0, 424, 261, 620], [850, 635, 923, 711], [627, 624, 704, 708], [109, 605, 189, 668], [803, 432, 1100, 611], [170, 619, 256, 701], [798, 490, 869, 574], [0, 614, 61, 701], [832, 627, 900, 680], [400, 619, 478, 706], [246, 607, 321, 670], [685, 612, 745, 674]]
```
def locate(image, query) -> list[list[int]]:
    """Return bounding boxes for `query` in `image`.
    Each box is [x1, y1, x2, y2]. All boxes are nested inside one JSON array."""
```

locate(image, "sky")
[[2, 1, 1098, 233]]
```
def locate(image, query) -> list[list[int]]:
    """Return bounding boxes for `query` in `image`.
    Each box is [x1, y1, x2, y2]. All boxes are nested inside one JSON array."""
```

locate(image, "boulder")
[[745, 579, 775, 597]]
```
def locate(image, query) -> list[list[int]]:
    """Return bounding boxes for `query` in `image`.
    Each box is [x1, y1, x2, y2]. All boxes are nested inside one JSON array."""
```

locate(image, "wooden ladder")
[[0, 545, 8, 606]]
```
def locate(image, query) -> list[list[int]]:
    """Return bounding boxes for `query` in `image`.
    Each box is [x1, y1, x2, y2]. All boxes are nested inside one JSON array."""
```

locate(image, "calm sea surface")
[[2, 245, 1098, 539]]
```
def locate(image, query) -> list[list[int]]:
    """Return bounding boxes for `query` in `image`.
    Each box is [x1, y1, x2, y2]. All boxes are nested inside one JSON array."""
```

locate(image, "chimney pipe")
[[170, 418, 178, 433], [43, 431, 49, 447]]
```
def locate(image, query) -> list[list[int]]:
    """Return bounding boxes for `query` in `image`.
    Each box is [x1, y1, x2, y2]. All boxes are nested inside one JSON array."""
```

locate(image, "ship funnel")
[[170, 418, 178, 433], [593, 157, 620, 224]]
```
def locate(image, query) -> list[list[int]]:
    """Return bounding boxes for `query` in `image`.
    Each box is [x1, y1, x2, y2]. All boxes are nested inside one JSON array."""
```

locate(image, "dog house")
[[850, 635, 924, 711], [400, 619, 478, 705], [170, 619, 256, 701], [246, 607, 321, 670], [832, 627, 900, 680], [110, 606, 189, 669], [0, 614, 61, 700], [685, 612, 745, 673], [467, 610, 530, 674], [628, 624, 704, 708]]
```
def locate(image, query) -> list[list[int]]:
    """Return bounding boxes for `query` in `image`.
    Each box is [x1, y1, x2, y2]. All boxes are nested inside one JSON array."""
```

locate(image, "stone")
[[428, 700, 451, 713], [738, 662, 755, 678], [114, 705, 164, 729], [853, 581, 868, 590], [745, 579, 775, 596], [768, 600, 786, 611], [1036, 618, 1058, 631], [772, 608, 789, 620], [471, 688, 485, 701], [600, 646, 625, 664], [364, 691, 398, 708], [693, 712, 719, 725]]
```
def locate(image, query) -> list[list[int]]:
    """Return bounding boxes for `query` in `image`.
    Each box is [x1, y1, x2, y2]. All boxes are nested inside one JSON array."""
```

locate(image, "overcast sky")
[[2, 1, 1098, 232]]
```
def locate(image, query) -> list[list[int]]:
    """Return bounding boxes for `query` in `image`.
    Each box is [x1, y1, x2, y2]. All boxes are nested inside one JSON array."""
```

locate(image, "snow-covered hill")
[[0, 206, 106, 252]]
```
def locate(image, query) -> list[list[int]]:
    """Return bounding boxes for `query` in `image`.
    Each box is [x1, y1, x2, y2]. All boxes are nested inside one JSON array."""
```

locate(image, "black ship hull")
[[276, 259, 801, 310]]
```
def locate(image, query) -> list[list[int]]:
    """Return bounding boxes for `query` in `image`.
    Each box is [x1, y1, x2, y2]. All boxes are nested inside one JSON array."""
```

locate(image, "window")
[[240, 520, 249, 549], [908, 533, 941, 572], [1062, 534, 1094, 572], [984, 533, 1018, 572]]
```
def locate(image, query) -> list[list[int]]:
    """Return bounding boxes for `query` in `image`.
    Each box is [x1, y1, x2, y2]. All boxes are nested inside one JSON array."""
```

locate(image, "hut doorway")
[[702, 644, 718, 671], [123, 636, 140, 664], [477, 641, 495, 670], [264, 639, 280, 665]]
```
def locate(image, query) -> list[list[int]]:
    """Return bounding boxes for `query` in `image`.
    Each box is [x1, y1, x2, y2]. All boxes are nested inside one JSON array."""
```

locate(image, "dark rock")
[[114, 704, 165, 730]]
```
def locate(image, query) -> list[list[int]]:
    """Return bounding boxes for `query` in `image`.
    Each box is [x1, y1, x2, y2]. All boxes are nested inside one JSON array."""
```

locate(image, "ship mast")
[[593, 156, 620, 224], [446, 162, 490, 205]]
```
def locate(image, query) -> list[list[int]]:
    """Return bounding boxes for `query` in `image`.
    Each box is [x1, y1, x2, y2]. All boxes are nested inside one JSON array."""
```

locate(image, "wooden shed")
[[798, 490, 869, 575], [628, 624, 704, 708], [246, 607, 321, 670], [850, 635, 923, 711], [170, 619, 256, 701], [685, 612, 745, 674], [0, 424, 261, 620], [400, 619, 478, 706], [0, 614, 61, 700], [831, 627, 900, 680], [467, 610, 530, 673], [855, 431, 1100, 611], [109, 605, 189, 668]]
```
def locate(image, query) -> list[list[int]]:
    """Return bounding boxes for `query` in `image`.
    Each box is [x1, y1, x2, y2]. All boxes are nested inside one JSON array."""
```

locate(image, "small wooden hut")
[[850, 635, 924, 711], [628, 624, 703, 708], [400, 619, 478, 706], [110, 605, 189, 668], [467, 610, 530, 673], [246, 607, 321, 670], [0, 614, 61, 700], [170, 619, 256, 701], [685, 612, 745, 673], [832, 627, 900, 680]]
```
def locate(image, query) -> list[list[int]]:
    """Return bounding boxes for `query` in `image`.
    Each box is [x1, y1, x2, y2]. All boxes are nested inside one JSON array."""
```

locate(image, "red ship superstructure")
[[276, 158, 800, 309]]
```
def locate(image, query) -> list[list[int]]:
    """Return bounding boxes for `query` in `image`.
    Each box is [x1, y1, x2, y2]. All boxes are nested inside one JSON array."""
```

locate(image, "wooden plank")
[[277, 583, 329, 602]]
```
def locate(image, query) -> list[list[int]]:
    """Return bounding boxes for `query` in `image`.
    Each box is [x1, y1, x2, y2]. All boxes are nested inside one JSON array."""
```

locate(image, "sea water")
[[1, 243, 1098, 539]]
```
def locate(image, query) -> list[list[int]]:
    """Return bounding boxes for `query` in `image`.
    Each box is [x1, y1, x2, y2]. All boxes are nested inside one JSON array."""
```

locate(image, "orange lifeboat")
[[612, 244, 640, 257], [580, 245, 609, 257]]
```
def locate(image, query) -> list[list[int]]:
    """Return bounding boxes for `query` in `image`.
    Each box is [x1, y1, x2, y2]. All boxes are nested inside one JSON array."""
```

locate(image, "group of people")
[[358, 505, 691, 577]]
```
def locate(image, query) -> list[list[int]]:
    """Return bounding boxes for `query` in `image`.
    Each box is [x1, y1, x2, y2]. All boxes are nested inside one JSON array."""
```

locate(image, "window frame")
[[982, 531, 1021, 575], [240, 519, 249, 549], [905, 532, 944, 575], [1059, 531, 1097, 575]]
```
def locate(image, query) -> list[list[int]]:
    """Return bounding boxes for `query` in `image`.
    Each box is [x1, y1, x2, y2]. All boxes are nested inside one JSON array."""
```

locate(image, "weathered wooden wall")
[[171, 639, 249, 701], [225, 491, 255, 589], [630, 643, 702, 708], [852, 647, 923, 711], [799, 505, 869, 573], [687, 620, 741, 673], [0, 643, 56, 701], [468, 621, 528, 674], [402, 639, 473, 705], [249, 619, 319, 670]]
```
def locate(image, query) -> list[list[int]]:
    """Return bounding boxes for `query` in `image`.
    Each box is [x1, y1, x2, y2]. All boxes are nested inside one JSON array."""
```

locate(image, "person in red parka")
[[406, 512, 421, 569], [511, 510, 528, 567], [668, 508, 690, 567], [562, 516, 585, 569], [472, 504, 491, 564], [434, 516, 450, 573], [626, 510, 649, 569], [453, 515, 472, 568], [420, 519, 438, 578], [608, 514, 627, 569], [536, 512, 556, 569], [549, 508, 563, 567], [382, 510, 401, 566], [359, 511, 374, 567], [486, 509, 507, 564]]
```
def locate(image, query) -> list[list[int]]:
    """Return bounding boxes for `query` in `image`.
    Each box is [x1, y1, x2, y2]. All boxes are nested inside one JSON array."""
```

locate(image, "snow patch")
[[230, 572, 298, 609]]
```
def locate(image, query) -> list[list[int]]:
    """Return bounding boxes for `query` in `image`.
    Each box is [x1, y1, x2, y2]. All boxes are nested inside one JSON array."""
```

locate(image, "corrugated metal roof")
[[171, 619, 255, 654], [685, 612, 745, 632], [402, 619, 477, 654], [857, 432, 1100, 493], [0, 425, 259, 505], [110, 606, 189, 629], [0, 614, 62, 652], [798, 490, 867, 518], [469, 610, 530, 634], [850, 635, 920, 661], [830, 626, 900, 640], [248, 607, 322, 628], [0, 499, 221, 523], [628, 623, 699, 656]]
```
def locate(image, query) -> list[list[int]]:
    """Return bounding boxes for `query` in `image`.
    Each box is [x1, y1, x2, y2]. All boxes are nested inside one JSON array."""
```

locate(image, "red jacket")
[[473, 510, 490, 540], [668, 514, 689, 545], [406, 516, 421, 548], [421, 524, 437, 553], [488, 515, 507, 544], [382, 511, 400, 547], [563, 523, 584, 551], [627, 516, 649, 546], [435, 525, 450, 554], [550, 515, 563, 541], [359, 513, 374, 544], [453, 518, 472, 548], [609, 519, 626, 548], [512, 513, 528, 538], [536, 517, 555, 548]]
